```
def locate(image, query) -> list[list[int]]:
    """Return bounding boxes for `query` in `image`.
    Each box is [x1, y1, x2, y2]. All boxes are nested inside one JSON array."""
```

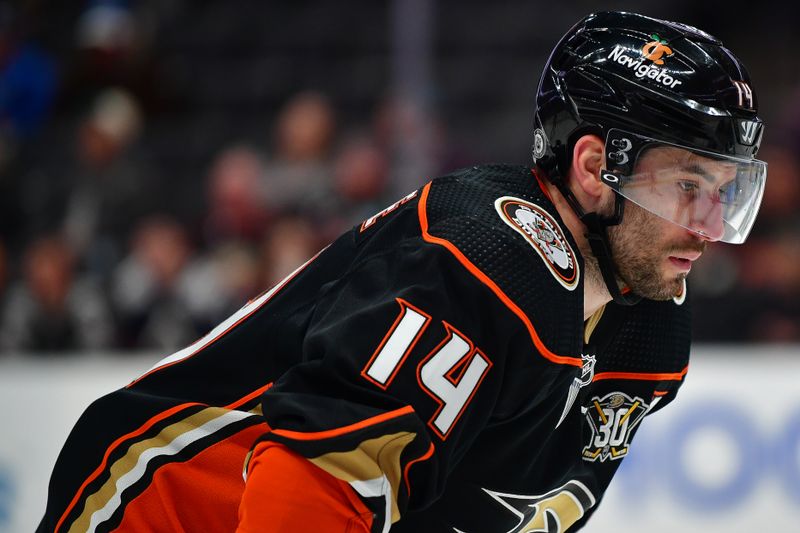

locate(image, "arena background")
[[1, 1, 799, 531]]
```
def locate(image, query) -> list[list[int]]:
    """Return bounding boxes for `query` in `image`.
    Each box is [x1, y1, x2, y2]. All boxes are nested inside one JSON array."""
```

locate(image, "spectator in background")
[[0, 1, 58, 249], [203, 144, 272, 247], [110, 215, 204, 350], [261, 91, 337, 215], [331, 134, 390, 231], [0, 235, 112, 353], [191, 241, 262, 326], [0, 1, 57, 145], [58, 0, 164, 116], [60, 87, 161, 276], [258, 214, 320, 289], [17, 87, 158, 275]]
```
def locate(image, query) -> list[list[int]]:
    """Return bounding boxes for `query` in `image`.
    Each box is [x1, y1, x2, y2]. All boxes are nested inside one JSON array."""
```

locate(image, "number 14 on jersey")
[[361, 299, 492, 440]]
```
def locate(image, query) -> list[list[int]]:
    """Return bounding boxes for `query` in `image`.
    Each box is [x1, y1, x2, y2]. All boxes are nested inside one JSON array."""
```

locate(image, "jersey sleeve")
[[252, 233, 521, 530]]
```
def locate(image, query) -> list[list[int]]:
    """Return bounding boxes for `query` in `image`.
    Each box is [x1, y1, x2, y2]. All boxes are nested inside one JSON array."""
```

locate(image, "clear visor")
[[602, 129, 767, 244]]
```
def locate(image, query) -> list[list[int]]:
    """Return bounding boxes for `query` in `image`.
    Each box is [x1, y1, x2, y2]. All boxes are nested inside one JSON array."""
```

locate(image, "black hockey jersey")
[[39, 164, 690, 533]]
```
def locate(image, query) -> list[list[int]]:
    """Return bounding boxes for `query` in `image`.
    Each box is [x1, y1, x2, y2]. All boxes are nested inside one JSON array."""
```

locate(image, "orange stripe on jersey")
[[417, 182, 582, 368], [653, 390, 670, 397], [225, 382, 272, 411], [239, 441, 373, 532], [403, 442, 435, 499], [269, 405, 415, 441], [592, 365, 689, 383], [115, 423, 267, 532], [54, 402, 203, 533]]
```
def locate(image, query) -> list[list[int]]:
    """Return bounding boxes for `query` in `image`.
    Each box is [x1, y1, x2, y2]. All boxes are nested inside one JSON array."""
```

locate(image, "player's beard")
[[606, 199, 706, 300]]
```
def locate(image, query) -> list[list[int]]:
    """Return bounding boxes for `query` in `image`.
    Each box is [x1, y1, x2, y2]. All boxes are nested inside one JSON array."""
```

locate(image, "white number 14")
[[361, 299, 492, 440]]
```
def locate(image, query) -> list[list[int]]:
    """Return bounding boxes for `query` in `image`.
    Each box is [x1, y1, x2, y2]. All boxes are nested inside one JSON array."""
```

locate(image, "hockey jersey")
[[39, 164, 690, 533]]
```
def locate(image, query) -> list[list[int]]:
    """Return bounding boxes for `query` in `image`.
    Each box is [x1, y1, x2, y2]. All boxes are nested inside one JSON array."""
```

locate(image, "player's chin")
[[635, 274, 686, 301], [658, 274, 687, 300]]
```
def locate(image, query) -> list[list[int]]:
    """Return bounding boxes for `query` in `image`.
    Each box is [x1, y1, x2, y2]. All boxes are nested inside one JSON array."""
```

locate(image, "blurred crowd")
[[0, 83, 437, 352], [0, 0, 799, 355], [0, 0, 466, 354]]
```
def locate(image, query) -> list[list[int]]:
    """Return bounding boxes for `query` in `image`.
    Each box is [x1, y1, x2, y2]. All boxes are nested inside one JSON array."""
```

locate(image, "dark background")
[[1, 0, 799, 353]]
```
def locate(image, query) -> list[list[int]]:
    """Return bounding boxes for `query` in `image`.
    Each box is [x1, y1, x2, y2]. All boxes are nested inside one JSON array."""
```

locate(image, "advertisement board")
[[1, 347, 798, 532]]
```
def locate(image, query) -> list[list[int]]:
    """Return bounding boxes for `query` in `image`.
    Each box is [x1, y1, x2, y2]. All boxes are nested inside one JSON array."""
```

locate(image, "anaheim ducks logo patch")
[[495, 196, 579, 290]]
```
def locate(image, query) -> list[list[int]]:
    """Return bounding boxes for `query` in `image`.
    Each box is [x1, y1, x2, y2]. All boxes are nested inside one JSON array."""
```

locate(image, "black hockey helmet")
[[534, 10, 764, 173], [532, 11, 767, 302]]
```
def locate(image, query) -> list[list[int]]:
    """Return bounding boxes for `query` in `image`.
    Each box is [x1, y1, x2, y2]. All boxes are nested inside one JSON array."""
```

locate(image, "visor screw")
[[533, 129, 547, 159]]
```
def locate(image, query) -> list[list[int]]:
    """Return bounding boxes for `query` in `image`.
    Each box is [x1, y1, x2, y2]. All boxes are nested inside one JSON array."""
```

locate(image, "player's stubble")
[[585, 197, 707, 301]]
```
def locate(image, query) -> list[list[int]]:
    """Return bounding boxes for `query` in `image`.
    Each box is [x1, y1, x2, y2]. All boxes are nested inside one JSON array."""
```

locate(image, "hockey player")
[[39, 11, 766, 532]]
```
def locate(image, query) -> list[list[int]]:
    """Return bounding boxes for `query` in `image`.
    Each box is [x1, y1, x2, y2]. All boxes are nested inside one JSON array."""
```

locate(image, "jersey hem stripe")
[[54, 401, 204, 533], [269, 405, 416, 441], [55, 383, 274, 533]]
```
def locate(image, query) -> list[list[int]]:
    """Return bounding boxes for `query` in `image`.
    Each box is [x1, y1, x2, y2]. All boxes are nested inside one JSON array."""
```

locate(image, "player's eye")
[[717, 180, 740, 205], [677, 180, 699, 196]]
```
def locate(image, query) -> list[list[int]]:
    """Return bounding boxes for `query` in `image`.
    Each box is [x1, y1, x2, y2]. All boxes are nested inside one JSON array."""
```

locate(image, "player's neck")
[[542, 179, 613, 320]]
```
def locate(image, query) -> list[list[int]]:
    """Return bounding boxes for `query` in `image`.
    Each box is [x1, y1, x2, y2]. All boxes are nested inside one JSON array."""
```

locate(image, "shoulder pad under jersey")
[[421, 164, 584, 363]]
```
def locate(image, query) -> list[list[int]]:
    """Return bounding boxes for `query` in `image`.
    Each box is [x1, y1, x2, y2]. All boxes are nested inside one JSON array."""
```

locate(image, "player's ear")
[[567, 135, 606, 206]]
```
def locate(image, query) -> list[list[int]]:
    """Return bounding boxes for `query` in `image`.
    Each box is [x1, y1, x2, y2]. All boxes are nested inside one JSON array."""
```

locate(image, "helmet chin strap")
[[554, 179, 642, 306]]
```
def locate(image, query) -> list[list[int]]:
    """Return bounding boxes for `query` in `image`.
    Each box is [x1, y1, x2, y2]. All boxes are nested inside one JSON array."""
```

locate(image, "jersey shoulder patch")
[[494, 196, 580, 290]]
